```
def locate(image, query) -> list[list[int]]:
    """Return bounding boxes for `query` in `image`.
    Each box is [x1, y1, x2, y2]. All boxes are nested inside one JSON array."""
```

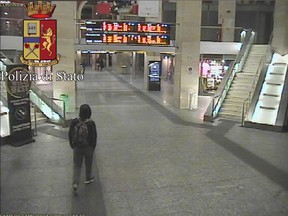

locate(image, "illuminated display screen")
[[86, 33, 170, 45], [86, 21, 170, 34], [85, 21, 171, 46]]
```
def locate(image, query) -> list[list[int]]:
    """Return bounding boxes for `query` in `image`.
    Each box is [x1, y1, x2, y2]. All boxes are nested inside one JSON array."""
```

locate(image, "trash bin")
[[60, 93, 69, 111], [120, 65, 127, 74]]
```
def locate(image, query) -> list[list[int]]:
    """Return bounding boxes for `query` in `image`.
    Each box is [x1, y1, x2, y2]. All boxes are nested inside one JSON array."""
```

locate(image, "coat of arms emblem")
[[20, 1, 60, 66]]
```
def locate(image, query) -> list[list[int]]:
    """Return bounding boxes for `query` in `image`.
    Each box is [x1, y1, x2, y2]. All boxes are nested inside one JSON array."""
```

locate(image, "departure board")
[[86, 33, 170, 45], [86, 21, 170, 34], [85, 21, 171, 46]]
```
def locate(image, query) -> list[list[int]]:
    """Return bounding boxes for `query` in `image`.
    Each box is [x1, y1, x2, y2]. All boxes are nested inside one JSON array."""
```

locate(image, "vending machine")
[[148, 61, 161, 91]]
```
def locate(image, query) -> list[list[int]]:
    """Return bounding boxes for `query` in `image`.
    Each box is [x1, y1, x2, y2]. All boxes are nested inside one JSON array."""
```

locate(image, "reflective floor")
[[1, 67, 288, 216]]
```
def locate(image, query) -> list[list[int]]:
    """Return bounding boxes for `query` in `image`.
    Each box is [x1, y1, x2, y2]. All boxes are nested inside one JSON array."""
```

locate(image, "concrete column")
[[91, 54, 97, 70], [131, 52, 136, 78], [112, 53, 117, 71], [144, 52, 161, 90], [115, 52, 131, 74], [174, 0, 201, 109], [218, 0, 236, 42], [52, 1, 76, 112], [272, 0, 288, 55], [75, 51, 81, 74], [106, 53, 109, 68], [256, 11, 266, 44]]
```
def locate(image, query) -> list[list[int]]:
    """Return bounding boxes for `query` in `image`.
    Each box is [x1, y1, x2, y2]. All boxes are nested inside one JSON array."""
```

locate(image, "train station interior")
[[1, 0, 288, 215]]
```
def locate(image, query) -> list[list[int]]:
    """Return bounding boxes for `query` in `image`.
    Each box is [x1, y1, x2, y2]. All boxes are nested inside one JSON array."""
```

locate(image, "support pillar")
[[174, 0, 202, 109], [218, 0, 236, 42], [272, 0, 288, 55], [131, 52, 136, 78], [75, 51, 81, 74], [106, 53, 109, 68], [52, 1, 76, 113], [91, 54, 97, 70]]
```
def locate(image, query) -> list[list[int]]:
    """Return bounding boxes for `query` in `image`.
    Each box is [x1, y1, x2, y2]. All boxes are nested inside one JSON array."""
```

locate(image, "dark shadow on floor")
[[207, 120, 288, 191], [37, 125, 68, 140], [70, 159, 107, 216], [36, 124, 107, 216]]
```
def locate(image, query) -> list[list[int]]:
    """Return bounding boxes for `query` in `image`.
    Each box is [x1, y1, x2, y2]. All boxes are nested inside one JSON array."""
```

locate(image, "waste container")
[[60, 93, 69, 111], [120, 65, 127, 74]]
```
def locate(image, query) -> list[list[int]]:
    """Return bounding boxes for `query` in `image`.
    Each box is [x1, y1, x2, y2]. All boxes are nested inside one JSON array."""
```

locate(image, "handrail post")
[[241, 99, 246, 127], [62, 99, 66, 121], [33, 104, 37, 136]]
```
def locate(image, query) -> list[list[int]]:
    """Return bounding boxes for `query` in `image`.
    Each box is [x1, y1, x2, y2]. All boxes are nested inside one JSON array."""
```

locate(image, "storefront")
[[199, 55, 233, 95]]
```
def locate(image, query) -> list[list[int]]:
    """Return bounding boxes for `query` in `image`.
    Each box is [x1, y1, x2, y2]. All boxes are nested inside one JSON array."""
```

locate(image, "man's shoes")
[[73, 183, 78, 196], [84, 176, 94, 184]]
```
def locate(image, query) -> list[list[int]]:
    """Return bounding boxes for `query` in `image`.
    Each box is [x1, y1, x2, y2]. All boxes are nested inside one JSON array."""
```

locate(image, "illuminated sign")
[[86, 33, 170, 45], [86, 21, 170, 34], [85, 21, 171, 46]]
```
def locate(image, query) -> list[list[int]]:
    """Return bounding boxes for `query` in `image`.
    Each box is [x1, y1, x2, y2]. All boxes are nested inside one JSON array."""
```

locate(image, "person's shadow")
[[71, 159, 107, 216]]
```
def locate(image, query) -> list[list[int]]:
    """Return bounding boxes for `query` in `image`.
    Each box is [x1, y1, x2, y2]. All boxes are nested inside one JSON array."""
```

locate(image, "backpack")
[[72, 119, 90, 147]]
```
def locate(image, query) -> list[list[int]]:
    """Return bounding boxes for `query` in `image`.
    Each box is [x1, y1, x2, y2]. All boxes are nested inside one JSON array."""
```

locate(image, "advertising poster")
[[5, 65, 34, 146], [148, 61, 161, 91], [138, 0, 159, 17]]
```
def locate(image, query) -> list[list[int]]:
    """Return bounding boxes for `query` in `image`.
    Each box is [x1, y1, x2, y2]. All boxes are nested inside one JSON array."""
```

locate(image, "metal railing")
[[29, 83, 67, 126], [204, 29, 255, 121], [31, 103, 37, 136], [48, 97, 66, 122]]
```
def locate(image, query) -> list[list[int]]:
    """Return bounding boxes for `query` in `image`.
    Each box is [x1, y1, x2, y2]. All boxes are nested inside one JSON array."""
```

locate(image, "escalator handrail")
[[29, 83, 65, 121]]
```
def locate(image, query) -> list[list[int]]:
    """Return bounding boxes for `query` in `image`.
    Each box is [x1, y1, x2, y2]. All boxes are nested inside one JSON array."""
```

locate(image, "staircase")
[[218, 44, 268, 121]]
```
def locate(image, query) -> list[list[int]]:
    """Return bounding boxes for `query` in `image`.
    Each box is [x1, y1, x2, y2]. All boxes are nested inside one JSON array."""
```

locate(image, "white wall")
[[200, 41, 241, 55], [0, 36, 22, 50]]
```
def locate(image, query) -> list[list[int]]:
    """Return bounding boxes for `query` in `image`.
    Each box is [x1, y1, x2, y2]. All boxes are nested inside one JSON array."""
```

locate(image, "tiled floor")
[[1, 67, 288, 216]]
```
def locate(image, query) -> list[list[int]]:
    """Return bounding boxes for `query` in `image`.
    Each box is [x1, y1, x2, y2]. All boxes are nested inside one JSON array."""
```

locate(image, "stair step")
[[232, 81, 254, 85], [222, 104, 243, 110], [226, 95, 249, 100], [229, 88, 251, 93], [228, 87, 250, 91], [223, 99, 243, 104], [225, 98, 247, 104], [237, 70, 258, 74], [218, 112, 242, 119], [217, 44, 266, 121], [235, 79, 256, 83]]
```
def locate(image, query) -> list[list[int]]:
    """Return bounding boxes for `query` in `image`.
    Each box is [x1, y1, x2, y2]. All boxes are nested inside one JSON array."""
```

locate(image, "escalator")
[[203, 30, 257, 122], [244, 52, 288, 131]]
